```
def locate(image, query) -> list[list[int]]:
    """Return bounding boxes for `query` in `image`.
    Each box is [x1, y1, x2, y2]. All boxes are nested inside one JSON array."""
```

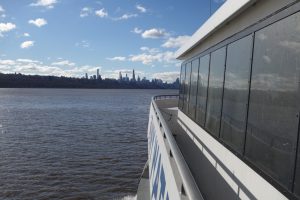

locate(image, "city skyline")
[[84, 68, 164, 83], [0, 0, 225, 82]]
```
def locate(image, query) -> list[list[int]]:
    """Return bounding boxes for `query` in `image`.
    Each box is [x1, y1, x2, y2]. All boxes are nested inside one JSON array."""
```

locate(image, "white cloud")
[[129, 51, 177, 65], [23, 33, 30, 37], [132, 27, 142, 34], [103, 69, 144, 80], [80, 7, 93, 18], [129, 53, 161, 65], [141, 28, 169, 39], [75, 40, 90, 48], [0, 5, 5, 12], [136, 5, 147, 13], [51, 60, 76, 67], [140, 47, 159, 54], [117, 41, 179, 65], [17, 59, 40, 63], [0, 59, 16, 65], [28, 18, 47, 27], [279, 40, 300, 53], [262, 55, 271, 64], [0, 5, 5, 18], [152, 71, 179, 83], [20, 41, 35, 49], [257, 33, 267, 41], [107, 56, 126, 61], [114, 13, 138, 20], [162, 35, 190, 48], [0, 22, 16, 35], [0, 65, 11, 70], [0, 58, 101, 78], [95, 8, 108, 18], [30, 0, 57, 9]]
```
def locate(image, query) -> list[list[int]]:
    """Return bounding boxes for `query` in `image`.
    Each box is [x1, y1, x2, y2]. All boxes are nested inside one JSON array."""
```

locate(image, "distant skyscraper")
[[132, 69, 136, 82], [137, 76, 140, 82], [119, 72, 122, 81], [125, 73, 129, 82], [85, 73, 88, 79], [97, 69, 100, 79]]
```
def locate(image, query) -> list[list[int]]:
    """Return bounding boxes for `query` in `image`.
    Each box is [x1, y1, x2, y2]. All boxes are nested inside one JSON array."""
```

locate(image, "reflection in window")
[[245, 12, 300, 190], [196, 55, 210, 126], [220, 35, 253, 153], [179, 64, 186, 110], [205, 47, 226, 137], [183, 62, 192, 114], [188, 59, 199, 119]]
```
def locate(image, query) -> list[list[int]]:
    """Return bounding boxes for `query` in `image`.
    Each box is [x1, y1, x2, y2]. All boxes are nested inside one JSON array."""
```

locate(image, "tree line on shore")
[[0, 73, 179, 89]]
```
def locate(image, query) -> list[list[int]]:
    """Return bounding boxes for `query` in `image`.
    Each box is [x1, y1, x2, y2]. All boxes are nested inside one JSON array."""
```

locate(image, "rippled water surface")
[[0, 88, 177, 200]]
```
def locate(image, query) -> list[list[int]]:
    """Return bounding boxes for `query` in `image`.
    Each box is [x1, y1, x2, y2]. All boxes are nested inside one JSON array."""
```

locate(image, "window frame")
[[204, 46, 227, 137], [195, 54, 211, 127], [219, 34, 254, 155], [188, 58, 200, 120], [178, 64, 186, 109]]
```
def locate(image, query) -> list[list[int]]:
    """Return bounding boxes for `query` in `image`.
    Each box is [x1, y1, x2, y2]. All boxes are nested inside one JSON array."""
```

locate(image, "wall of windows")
[[178, 9, 300, 198], [245, 12, 300, 191]]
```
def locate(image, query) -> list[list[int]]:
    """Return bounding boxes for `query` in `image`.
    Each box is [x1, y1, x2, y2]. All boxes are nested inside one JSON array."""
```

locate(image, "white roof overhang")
[[175, 0, 257, 59]]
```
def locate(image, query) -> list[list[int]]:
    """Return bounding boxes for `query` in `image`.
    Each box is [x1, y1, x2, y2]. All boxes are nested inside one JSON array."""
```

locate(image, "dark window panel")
[[179, 64, 186, 110], [205, 47, 226, 137], [188, 59, 200, 119], [183, 62, 192, 114], [220, 35, 253, 153], [245, 12, 300, 190], [196, 54, 210, 126]]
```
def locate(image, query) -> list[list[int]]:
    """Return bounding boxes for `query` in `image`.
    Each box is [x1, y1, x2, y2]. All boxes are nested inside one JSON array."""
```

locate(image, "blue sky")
[[0, 0, 224, 82]]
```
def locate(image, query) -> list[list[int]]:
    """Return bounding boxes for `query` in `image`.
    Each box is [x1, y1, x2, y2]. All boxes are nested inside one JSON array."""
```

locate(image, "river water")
[[0, 88, 177, 200]]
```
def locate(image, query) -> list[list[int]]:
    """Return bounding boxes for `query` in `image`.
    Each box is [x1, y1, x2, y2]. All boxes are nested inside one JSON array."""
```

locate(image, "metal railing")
[[151, 95, 204, 200], [153, 94, 179, 100]]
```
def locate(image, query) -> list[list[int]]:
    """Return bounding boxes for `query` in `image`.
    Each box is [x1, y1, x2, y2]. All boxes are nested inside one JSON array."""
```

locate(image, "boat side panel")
[[148, 105, 181, 200]]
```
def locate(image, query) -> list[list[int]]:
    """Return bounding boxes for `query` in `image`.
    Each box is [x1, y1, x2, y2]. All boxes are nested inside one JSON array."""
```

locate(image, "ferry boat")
[[137, 0, 300, 199]]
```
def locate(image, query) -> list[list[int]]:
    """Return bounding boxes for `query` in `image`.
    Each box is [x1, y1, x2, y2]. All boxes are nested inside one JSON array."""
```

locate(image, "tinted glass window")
[[188, 59, 199, 119], [295, 131, 300, 197], [245, 12, 300, 190], [205, 47, 226, 136], [220, 35, 253, 153], [183, 62, 192, 114], [196, 54, 210, 126], [179, 64, 186, 110]]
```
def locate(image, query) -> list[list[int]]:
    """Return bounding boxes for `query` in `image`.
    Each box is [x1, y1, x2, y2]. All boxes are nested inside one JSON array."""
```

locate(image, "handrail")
[[151, 95, 204, 200], [153, 94, 179, 100]]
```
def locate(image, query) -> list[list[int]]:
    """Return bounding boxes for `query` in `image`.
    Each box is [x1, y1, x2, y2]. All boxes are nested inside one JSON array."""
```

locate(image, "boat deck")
[[153, 96, 264, 200], [156, 99, 207, 198]]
